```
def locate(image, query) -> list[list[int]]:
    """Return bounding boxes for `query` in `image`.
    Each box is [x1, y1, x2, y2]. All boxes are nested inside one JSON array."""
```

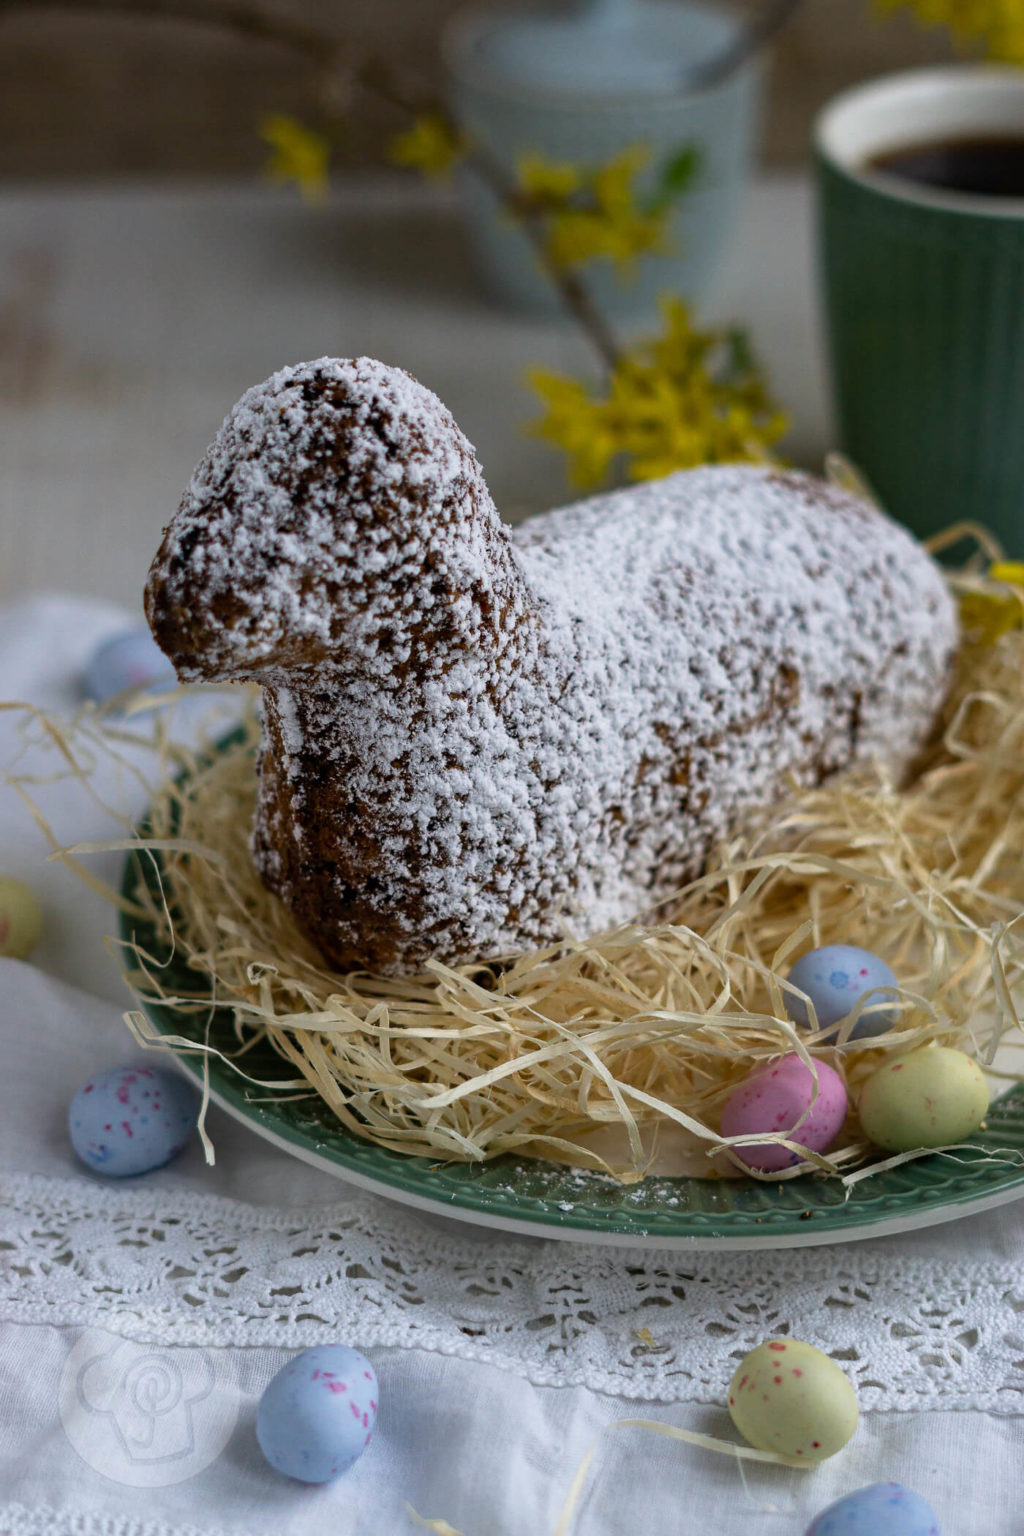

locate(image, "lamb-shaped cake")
[[146, 357, 957, 976]]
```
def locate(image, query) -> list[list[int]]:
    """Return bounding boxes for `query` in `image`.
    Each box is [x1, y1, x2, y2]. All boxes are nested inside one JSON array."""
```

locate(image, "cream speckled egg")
[[857, 1046, 988, 1152], [0, 875, 43, 959], [728, 1338, 859, 1461]]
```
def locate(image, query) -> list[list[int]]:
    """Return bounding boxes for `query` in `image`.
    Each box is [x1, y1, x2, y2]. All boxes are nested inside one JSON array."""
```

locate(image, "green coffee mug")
[[817, 67, 1024, 554]]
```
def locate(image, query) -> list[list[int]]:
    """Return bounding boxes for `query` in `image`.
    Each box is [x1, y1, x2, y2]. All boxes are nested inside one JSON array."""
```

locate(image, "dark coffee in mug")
[[817, 66, 1024, 550], [868, 135, 1024, 197]]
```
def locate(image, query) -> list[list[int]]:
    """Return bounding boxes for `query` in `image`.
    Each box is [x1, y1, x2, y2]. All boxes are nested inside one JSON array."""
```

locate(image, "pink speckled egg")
[[720, 1053, 848, 1172]]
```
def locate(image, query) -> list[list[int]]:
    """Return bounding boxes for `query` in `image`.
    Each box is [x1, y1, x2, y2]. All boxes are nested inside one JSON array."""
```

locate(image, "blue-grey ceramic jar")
[[444, 0, 765, 315]]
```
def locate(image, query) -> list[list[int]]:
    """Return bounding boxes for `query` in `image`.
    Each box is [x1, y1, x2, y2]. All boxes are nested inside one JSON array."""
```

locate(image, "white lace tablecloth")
[[3, 595, 1024, 1536]]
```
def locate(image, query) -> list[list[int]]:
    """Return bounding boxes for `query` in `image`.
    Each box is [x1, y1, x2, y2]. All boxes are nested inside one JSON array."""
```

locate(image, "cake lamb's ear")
[[144, 356, 515, 684]]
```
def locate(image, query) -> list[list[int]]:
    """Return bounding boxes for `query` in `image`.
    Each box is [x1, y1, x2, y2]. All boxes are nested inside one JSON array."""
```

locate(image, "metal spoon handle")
[[681, 0, 801, 92]]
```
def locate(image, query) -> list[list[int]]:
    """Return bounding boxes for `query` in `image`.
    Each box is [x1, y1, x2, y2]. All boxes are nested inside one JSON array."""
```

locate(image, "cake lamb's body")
[[145, 357, 958, 976]]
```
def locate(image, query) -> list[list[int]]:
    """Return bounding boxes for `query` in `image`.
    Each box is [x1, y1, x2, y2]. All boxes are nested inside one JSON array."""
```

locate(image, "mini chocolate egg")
[[256, 1344, 378, 1483], [786, 945, 899, 1040], [82, 627, 176, 707], [0, 874, 43, 959], [68, 1064, 198, 1176], [857, 1045, 988, 1152], [720, 1053, 848, 1172], [728, 1337, 858, 1461], [805, 1482, 941, 1535]]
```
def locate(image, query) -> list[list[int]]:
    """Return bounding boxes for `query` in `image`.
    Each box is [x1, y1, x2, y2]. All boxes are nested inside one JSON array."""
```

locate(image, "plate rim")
[[166, 1049, 1024, 1250]]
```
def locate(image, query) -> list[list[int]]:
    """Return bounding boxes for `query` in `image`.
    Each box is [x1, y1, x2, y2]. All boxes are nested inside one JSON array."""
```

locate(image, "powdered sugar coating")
[[145, 357, 958, 975]]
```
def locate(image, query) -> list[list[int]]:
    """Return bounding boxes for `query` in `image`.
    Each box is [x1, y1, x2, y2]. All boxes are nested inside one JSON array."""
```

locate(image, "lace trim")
[[4, 1172, 1024, 1411], [0, 1506, 234, 1536]]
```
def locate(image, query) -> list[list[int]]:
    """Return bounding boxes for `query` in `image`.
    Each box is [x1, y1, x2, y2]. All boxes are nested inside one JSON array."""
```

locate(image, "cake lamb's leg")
[[145, 357, 958, 977]]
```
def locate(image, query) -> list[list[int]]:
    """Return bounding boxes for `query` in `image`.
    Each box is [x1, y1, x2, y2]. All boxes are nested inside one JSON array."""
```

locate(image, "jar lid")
[[456, 0, 740, 98]]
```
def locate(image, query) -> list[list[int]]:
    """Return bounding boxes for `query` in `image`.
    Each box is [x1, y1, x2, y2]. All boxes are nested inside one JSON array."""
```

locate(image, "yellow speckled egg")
[[857, 1046, 988, 1152], [0, 875, 43, 960], [728, 1338, 858, 1461]]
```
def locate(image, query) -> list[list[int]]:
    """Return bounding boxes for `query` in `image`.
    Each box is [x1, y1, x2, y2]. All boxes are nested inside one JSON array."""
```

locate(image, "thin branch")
[[0, 0, 329, 60], [353, 54, 439, 121], [466, 140, 624, 372], [0, 0, 625, 371]]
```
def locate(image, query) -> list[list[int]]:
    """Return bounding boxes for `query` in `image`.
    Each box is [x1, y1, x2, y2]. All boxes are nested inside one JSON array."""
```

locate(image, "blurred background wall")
[[0, 0, 957, 178]]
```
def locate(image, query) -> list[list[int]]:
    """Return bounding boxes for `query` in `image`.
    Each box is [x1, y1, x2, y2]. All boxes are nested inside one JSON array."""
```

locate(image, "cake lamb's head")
[[145, 356, 513, 684]]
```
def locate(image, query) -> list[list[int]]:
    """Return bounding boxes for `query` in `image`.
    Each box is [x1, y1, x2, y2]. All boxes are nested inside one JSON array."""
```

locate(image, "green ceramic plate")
[[120, 756, 1024, 1250]]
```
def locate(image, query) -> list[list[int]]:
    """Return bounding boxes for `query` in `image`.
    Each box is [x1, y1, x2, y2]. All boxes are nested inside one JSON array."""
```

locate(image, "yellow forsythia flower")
[[960, 560, 1024, 642], [527, 371, 621, 488], [877, 0, 1024, 63], [388, 114, 465, 179], [528, 298, 788, 490], [260, 114, 331, 203], [517, 146, 670, 276], [517, 155, 582, 203]]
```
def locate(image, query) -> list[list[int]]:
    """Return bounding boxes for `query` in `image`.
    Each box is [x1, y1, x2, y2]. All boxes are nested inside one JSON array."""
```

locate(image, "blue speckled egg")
[[82, 628, 176, 707], [786, 945, 899, 1041], [256, 1344, 378, 1483], [805, 1482, 940, 1535], [68, 1064, 198, 1176]]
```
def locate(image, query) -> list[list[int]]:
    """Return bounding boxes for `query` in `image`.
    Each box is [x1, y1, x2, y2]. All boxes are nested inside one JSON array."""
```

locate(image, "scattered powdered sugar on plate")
[[145, 357, 959, 976]]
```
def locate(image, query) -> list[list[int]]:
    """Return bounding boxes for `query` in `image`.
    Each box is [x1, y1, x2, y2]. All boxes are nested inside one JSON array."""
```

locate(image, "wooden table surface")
[[0, 173, 827, 612]]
